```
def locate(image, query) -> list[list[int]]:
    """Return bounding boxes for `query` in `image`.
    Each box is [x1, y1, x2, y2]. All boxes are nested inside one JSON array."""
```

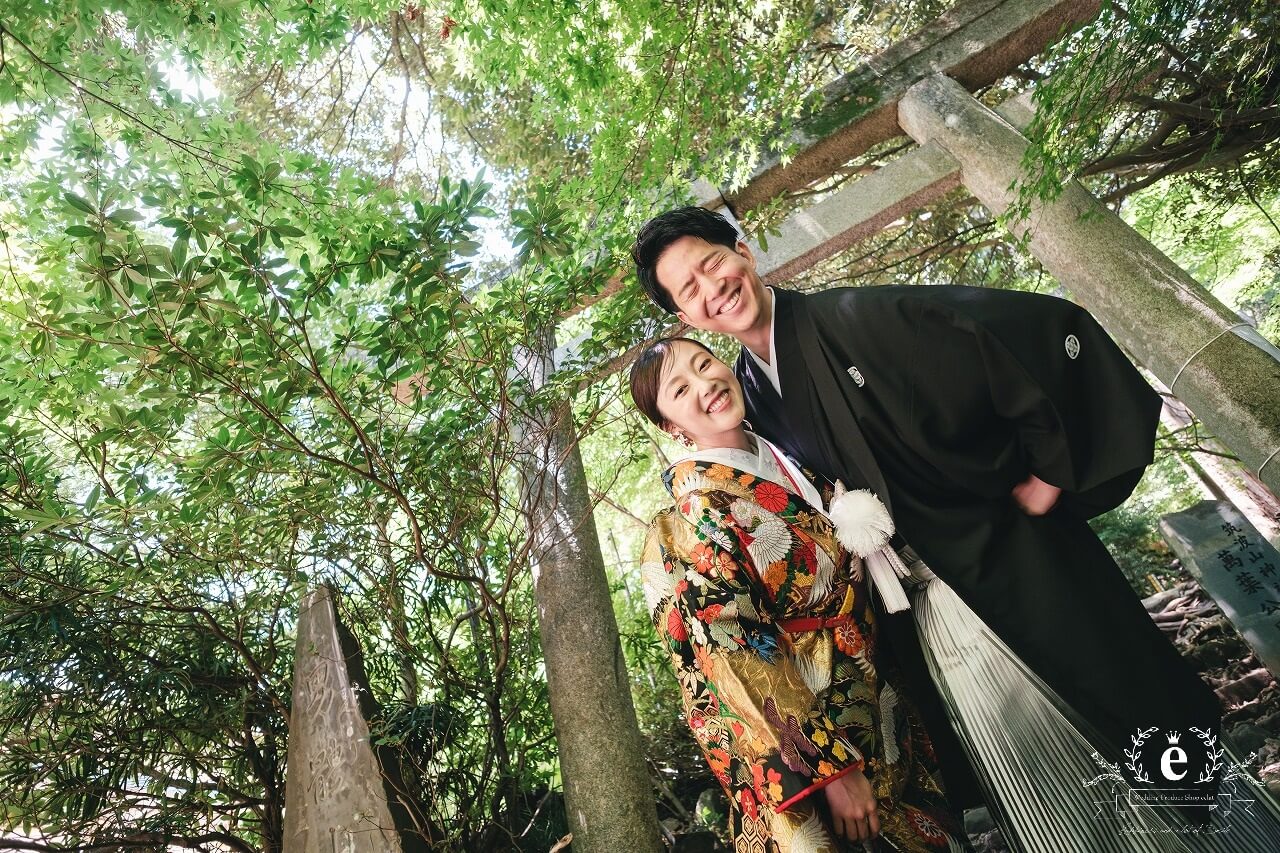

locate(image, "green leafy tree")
[[0, 3, 581, 849], [4, 0, 1275, 849]]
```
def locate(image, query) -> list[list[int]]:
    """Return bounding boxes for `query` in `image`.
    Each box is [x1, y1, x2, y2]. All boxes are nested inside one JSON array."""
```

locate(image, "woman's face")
[[655, 340, 747, 450]]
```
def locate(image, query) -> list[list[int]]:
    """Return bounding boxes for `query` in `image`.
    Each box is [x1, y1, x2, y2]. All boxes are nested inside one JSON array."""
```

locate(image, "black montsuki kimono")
[[735, 285, 1220, 812]]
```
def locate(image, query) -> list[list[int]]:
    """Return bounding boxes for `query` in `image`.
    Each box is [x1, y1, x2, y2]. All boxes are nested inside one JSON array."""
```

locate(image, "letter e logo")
[[1160, 746, 1188, 781]]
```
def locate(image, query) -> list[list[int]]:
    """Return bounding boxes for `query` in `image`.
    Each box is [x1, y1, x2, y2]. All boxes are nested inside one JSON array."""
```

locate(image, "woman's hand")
[[823, 769, 879, 842], [1011, 473, 1062, 516]]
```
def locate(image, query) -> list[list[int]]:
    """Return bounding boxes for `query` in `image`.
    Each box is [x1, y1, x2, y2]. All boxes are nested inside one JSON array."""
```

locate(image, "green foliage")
[[0, 519, 293, 849], [1123, 179, 1280, 343], [1021, 0, 1280, 210], [1090, 431, 1204, 596], [0, 3, 569, 849], [440, 0, 822, 190], [3, 0, 1271, 849]]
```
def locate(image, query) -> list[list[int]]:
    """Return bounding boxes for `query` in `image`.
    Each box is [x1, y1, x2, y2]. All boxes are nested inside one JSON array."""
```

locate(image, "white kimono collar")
[[671, 432, 824, 509], [744, 287, 781, 398], [671, 432, 913, 614]]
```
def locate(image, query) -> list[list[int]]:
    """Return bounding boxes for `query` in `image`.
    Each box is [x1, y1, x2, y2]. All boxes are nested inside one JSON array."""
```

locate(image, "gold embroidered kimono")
[[640, 455, 967, 852]]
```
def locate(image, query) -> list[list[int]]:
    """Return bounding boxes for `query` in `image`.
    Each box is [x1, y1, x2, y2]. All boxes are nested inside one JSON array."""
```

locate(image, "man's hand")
[[1011, 473, 1062, 516], [822, 769, 879, 842]]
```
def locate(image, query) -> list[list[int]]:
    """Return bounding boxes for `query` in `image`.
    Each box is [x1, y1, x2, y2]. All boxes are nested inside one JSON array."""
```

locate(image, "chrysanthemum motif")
[[728, 498, 755, 525], [786, 809, 835, 853], [640, 561, 676, 615], [753, 480, 790, 512], [665, 608, 688, 642], [762, 559, 789, 595], [706, 463, 736, 481]]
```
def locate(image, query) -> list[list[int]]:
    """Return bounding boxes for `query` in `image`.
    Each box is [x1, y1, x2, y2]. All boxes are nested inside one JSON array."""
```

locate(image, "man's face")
[[654, 236, 769, 339]]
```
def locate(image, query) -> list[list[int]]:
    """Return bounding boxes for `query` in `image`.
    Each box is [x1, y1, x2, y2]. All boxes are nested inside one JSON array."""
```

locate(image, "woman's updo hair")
[[629, 336, 716, 430]]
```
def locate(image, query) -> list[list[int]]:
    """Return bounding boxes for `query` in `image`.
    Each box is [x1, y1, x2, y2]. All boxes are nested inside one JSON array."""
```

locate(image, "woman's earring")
[[742, 418, 754, 433], [670, 430, 695, 449]]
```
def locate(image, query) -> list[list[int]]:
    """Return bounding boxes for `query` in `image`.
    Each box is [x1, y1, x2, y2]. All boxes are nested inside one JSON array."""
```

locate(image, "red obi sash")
[[776, 613, 851, 633]]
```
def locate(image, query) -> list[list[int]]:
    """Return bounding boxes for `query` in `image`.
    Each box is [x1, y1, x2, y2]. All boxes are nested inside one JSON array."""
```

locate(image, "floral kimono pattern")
[[641, 458, 968, 852]]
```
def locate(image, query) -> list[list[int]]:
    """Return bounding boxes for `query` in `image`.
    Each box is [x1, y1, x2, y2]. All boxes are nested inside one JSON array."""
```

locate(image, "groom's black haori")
[[735, 284, 1220, 815]]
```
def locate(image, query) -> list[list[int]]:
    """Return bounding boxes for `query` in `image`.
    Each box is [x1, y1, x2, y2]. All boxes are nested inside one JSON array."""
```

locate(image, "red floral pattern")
[[753, 480, 790, 512], [642, 458, 967, 851]]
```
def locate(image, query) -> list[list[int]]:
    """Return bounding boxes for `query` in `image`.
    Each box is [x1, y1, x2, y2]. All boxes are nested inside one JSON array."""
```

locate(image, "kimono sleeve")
[[918, 287, 1161, 516], [640, 506, 871, 817]]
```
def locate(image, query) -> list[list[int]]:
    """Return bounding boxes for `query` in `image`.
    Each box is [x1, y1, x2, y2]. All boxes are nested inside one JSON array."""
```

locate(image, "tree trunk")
[[512, 324, 663, 853]]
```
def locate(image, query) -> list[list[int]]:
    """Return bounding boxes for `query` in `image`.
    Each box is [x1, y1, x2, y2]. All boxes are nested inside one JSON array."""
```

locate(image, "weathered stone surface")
[[514, 329, 664, 853], [729, 0, 1099, 213], [898, 73, 1280, 494], [1161, 501, 1280, 678], [754, 92, 1034, 284], [755, 142, 961, 285], [283, 586, 404, 853]]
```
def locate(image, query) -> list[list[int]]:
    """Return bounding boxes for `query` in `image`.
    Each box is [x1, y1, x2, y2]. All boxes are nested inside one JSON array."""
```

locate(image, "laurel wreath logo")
[[1190, 726, 1225, 785], [1124, 726, 1158, 784], [1085, 726, 1268, 824]]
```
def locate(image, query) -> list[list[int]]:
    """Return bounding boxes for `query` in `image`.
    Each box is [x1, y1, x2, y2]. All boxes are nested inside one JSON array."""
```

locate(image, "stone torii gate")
[[287, 0, 1280, 849]]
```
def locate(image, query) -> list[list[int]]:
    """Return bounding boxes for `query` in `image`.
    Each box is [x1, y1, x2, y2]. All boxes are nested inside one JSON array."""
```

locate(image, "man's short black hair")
[[632, 206, 740, 314]]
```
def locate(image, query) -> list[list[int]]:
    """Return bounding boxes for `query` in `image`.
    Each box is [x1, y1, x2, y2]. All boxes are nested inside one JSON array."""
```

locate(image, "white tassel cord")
[[866, 549, 912, 613], [826, 482, 912, 612], [827, 483, 893, 558], [880, 544, 913, 578]]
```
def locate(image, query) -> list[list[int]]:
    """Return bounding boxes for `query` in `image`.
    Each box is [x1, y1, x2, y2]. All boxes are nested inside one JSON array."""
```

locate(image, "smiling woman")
[[627, 337, 971, 852], [630, 338, 750, 452]]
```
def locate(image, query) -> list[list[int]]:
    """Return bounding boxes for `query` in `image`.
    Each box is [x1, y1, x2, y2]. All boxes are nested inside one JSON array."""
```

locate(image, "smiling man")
[[632, 206, 1225, 838], [650, 231, 773, 355]]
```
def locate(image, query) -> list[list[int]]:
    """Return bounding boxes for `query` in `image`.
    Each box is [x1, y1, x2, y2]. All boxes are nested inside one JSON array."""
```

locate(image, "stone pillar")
[[513, 326, 663, 853], [282, 586, 404, 853], [898, 73, 1280, 495], [1161, 501, 1280, 677]]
